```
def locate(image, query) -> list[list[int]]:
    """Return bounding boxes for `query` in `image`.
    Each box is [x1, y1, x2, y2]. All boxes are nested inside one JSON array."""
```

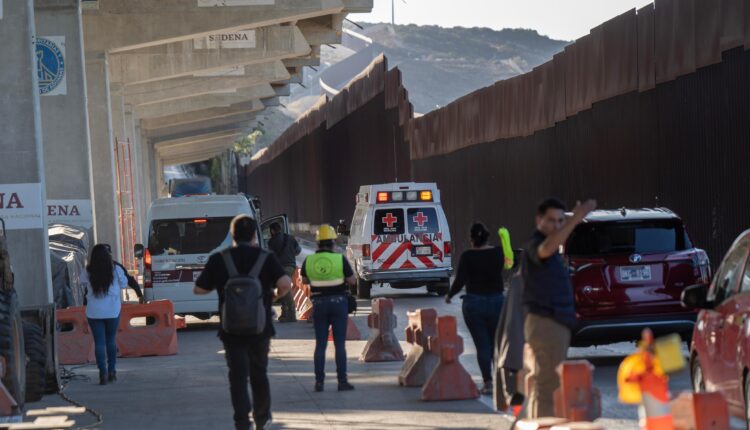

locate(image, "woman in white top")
[[86, 244, 130, 385]]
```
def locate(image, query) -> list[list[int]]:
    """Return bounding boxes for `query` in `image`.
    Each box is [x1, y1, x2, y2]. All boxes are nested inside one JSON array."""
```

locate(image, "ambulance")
[[340, 183, 452, 299]]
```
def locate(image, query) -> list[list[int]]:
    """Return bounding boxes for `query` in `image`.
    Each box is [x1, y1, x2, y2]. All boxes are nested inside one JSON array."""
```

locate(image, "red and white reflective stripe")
[[370, 239, 441, 270]]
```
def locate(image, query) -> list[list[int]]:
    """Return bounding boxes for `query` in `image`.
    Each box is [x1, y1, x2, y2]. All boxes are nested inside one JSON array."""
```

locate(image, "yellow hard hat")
[[316, 224, 337, 242]]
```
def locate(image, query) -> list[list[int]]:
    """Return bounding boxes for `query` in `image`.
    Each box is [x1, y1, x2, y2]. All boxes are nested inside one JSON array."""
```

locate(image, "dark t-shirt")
[[300, 250, 354, 296], [447, 247, 505, 299], [521, 230, 576, 329], [195, 245, 286, 342], [267, 233, 301, 268]]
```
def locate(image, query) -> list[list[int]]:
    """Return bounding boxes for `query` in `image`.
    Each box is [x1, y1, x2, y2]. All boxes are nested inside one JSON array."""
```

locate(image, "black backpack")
[[221, 249, 268, 336]]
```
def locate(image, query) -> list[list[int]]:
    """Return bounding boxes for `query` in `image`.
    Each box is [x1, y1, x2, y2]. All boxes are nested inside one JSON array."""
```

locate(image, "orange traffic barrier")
[[516, 418, 569, 430], [421, 315, 480, 401], [553, 361, 601, 421], [117, 300, 178, 358], [292, 269, 313, 321], [619, 329, 674, 430], [174, 315, 187, 330], [399, 308, 439, 387], [328, 316, 362, 341], [57, 306, 95, 365], [360, 298, 404, 362], [671, 391, 729, 430], [550, 422, 604, 430]]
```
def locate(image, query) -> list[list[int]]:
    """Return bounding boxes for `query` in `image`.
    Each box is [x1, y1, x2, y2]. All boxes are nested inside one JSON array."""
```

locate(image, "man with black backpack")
[[193, 215, 291, 430]]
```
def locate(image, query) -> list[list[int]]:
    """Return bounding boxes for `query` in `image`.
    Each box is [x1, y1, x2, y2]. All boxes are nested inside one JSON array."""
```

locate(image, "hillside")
[[358, 23, 569, 113]]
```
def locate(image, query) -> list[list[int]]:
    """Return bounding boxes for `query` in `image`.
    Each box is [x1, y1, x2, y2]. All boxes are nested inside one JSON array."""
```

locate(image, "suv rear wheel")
[[356, 278, 372, 299], [0, 288, 26, 412]]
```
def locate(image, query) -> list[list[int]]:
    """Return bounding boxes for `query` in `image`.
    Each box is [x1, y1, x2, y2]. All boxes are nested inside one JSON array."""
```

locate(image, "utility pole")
[[391, 0, 395, 25]]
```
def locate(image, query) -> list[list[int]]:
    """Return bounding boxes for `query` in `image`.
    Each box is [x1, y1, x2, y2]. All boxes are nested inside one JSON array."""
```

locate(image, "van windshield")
[[567, 220, 692, 256], [148, 217, 232, 256]]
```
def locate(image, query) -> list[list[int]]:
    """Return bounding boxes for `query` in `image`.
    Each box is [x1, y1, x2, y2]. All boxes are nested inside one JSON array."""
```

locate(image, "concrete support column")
[[0, 0, 53, 307], [123, 105, 145, 244], [35, 0, 95, 236], [85, 53, 120, 258]]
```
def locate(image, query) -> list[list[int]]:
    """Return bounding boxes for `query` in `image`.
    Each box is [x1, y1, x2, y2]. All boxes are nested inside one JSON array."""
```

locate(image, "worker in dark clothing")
[[300, 225, 356, 393], [445, 222, 505, 395], [194, 215, 292, 430], [522, 197, 596, 418], [267, 222, 301, 322]]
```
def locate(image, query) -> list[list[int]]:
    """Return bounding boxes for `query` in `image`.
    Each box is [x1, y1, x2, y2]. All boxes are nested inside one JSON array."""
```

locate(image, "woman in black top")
[[445, 222, 505, 394]]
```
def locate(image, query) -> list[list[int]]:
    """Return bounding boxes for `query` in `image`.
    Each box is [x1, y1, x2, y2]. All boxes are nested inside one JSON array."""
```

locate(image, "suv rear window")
[[148, 217, 232, 255], [374, 209, 405, 235], [407, 208, 439, 234], [567, 220, 692, 256]]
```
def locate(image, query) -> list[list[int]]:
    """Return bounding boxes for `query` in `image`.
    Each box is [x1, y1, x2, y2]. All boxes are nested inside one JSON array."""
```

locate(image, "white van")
[[340, 183, 452, 299], [136, 194, 286, 319]]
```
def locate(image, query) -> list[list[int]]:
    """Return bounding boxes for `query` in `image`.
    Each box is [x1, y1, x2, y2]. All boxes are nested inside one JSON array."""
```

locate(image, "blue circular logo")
[[36, 38, 65, 94]]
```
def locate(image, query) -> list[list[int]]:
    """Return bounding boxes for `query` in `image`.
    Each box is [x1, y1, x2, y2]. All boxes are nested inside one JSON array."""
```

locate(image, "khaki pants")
[[524, 312, 571, 418], [279, 266, 297, 320]]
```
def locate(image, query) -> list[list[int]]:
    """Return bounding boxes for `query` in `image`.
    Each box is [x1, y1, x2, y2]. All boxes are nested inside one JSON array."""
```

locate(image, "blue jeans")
[[462, 293, 504, 382], [312, 295, 348, 383], [88, 316, 119, 375]]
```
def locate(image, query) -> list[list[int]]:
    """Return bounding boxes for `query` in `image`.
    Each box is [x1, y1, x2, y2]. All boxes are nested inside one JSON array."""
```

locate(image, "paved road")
[[38, 282, 693, 429]]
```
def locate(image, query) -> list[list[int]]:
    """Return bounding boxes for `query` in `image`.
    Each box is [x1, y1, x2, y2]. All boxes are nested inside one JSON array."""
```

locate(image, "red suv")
[[565, 208, 710, 346], [683, 229, 750, 421]]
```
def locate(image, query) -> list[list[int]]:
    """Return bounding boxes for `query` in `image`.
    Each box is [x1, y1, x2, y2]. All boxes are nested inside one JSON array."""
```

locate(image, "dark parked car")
[[684, 229, 750, 422], [566, 208, 710, 346]]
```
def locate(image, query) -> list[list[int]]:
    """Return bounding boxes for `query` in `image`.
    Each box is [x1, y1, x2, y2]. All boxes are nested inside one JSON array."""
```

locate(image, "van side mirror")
[[681, 283, 713, 309], [336, 220, 350, 236], [134, 244, 145, 259]]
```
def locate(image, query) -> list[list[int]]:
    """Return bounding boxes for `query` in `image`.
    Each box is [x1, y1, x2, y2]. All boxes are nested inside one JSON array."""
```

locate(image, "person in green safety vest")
[[300, 224, 357, 393]]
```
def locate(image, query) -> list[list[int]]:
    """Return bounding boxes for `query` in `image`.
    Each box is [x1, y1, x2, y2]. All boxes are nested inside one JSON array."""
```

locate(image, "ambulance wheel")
[[356, 278, 372, 299], [428, 280, 450, 297]]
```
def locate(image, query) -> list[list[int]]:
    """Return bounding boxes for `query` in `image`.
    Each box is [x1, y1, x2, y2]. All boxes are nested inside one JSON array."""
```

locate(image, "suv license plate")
[[620, 265, 651, 282], [414, 245, 433, 256]]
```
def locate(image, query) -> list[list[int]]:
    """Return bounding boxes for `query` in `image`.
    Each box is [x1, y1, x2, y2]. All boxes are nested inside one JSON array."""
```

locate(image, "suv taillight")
[[362, 244, 371, 259], [444, 241, 452, 256], [144, 249, 153, 289], [692, 249, 711, 283]]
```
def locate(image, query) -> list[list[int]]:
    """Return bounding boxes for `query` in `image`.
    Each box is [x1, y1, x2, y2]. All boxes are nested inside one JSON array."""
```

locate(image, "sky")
[[355, 0, 654, 41]]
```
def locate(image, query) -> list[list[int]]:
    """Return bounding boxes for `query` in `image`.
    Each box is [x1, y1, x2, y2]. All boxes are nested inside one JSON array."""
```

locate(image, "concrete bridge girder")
[[124, 61, 290, 106], [144, 113, 258, 140], [82, 0, 349, 53], [140, 100, 264, 129], [135, 87, 272, 119], [109, 25, 310, 85], [157, 137, 240, 163]]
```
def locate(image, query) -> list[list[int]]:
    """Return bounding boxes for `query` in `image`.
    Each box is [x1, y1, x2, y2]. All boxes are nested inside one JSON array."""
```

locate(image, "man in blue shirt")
[[522, 197, 596, 418]]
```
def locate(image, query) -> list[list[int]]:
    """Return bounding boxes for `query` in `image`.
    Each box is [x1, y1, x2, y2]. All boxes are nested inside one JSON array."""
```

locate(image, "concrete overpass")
[[0, 0, 372, 310]]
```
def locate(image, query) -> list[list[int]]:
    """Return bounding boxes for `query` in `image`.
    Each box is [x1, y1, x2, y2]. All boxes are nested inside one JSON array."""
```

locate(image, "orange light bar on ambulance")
[[420, 191, 433, 201], [193, 219, 208, 224], [377, 192, 389, 203]]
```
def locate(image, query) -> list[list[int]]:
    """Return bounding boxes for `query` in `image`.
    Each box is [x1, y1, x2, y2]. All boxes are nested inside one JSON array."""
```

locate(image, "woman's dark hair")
[[87, 244, 114, 298], [470, 222, 490, 247]]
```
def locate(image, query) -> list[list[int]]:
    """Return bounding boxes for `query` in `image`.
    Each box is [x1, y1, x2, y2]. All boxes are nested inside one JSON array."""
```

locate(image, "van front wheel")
[[357, 278, 372, 299]]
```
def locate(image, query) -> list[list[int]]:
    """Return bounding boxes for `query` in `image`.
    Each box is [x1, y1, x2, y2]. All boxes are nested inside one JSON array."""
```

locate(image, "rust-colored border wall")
[[412, 47, 750, 263], [409, 0, 746, 160]]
